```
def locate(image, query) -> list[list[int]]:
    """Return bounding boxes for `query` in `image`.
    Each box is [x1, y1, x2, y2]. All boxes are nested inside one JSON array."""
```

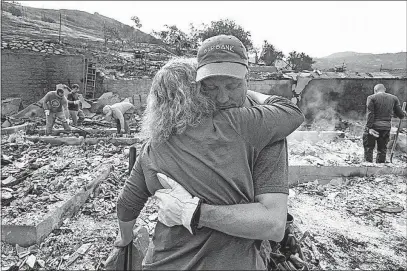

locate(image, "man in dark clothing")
[[363, 84, 406, 163], [67, 84, 85, 126]]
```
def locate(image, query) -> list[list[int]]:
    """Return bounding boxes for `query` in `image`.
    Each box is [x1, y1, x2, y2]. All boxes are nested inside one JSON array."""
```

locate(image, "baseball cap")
[[196, 35, 248, 82]]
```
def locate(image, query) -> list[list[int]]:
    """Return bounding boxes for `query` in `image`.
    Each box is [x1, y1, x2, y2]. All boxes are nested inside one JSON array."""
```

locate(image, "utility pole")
[[59, 13, 62, 43]]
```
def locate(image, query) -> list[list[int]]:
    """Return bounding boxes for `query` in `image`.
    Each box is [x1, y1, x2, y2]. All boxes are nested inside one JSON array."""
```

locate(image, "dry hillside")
[[1, 1, 161, 47]]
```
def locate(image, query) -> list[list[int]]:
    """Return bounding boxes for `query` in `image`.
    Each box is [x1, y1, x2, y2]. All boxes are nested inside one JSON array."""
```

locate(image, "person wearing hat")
[[67, 84, 85, 126], [102, 101, 135, 134], [153, 35, 297, 268], [115, 36, 304, 270], [42, 86, 71, 135]]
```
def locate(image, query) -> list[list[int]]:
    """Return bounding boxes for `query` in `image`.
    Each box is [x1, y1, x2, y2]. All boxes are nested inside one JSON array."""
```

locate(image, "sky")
[[19, 1, 407, 58]]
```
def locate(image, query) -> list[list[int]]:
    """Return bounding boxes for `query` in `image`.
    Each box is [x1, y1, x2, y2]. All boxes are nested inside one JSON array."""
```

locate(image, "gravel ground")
[[1, 132, 406, 270]]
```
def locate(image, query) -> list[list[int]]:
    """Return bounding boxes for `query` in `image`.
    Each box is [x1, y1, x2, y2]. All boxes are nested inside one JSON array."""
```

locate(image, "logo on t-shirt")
[[50, 99, 61, 108]]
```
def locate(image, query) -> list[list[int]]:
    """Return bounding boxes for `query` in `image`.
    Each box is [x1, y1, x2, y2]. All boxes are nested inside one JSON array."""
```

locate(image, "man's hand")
[[44, 110, 50, 116], [74, 100, 80, 105], [67, 119, 72, 125], [120, 129, 126, 134], [369, 129, 379, 138], [154, 173, 201, 234]]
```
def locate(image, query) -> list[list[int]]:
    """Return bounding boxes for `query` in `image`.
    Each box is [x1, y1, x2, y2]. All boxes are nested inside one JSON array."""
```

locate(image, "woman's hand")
[[114, 234, 132, 247], [115, 219, 137, 247]]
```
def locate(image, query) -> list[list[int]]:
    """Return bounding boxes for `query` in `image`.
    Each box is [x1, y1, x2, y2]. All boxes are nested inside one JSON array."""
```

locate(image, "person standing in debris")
[[67, 84, 85, 126], [115, 52, 304, 270], [42, 87, 71, 135], [103, 101, 135, 134], [363, 83, 406, 163]]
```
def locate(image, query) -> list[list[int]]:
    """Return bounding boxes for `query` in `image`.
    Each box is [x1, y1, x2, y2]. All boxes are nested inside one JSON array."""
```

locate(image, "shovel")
[[390, 101, 406, 163]]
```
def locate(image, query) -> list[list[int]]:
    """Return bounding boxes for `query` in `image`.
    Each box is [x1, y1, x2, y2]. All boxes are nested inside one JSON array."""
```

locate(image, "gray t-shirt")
[[117, 96, 303, 270], [248, 96, 289, 196]]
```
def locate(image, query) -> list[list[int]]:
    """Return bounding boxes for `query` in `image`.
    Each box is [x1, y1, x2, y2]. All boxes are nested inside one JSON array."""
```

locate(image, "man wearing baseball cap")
[[150, 35, 299, 269], [42, 85, 71, 135]]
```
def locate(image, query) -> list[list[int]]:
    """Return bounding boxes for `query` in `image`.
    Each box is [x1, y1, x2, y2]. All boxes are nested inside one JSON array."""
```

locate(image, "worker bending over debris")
[[115, 35, 304, 270], [363, 83, 406, 163], [67, 84, 85, 126], [103, 101, 135, 135], [42, 86, 71, 135]]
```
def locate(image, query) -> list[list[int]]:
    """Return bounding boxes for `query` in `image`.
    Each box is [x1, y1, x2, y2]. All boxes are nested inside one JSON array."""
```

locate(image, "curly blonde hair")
[[142, 57, 215, 143]]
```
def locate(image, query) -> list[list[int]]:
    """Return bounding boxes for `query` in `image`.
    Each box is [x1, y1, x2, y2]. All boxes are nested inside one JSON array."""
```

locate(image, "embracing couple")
[[115, 35, 305, 270]]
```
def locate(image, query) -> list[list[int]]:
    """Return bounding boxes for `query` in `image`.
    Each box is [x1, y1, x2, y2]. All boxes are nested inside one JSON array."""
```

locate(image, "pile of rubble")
[[0, 132, 158, 270], [289, 174, 406, 269], [288, 137, 406, 167]]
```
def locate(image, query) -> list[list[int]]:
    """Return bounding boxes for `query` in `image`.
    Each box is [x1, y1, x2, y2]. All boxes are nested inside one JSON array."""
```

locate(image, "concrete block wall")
[[102, 78, 152, 109], [248, 79, 294, 99], [299, 78, 407, 122], [1, 52, 85, 106]]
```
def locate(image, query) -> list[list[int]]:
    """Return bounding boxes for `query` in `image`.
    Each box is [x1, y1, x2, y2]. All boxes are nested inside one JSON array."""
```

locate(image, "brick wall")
[[1, 52, 85, 106], [102, 78, 152, 109], [248, 79, 294, 98]]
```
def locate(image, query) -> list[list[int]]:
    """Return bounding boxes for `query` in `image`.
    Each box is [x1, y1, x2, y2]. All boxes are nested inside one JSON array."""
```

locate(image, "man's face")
[[200, 76, 247, 109], [72, 87, 79, 93]]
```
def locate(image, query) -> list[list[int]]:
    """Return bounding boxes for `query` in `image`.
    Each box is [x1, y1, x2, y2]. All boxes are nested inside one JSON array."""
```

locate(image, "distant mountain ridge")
[[314, 51, 407, 72], [322, 51, 372, 59]]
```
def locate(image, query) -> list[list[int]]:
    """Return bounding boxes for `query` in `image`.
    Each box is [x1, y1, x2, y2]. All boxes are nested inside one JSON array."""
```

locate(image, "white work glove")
[[368, 129, 379, 138], [44, 110, 50, 116], [74, 100, 80, 105], [67, 119, 71, 125], [154, 173, 202, 235]]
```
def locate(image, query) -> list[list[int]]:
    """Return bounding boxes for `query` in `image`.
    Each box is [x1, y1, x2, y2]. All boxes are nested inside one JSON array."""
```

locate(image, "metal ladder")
[[84, 60, 96, 99]]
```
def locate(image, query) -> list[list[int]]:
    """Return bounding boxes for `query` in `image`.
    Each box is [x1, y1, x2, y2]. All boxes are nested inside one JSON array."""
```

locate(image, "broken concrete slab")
[[12, 103, 44, 119], [1, 164, 112, 247], [90, 92, 121, 113], [25, 136, 85, 146], [1, 98, 23, 117], [1, 123, 35, 135], [288, 165, 407, 186]]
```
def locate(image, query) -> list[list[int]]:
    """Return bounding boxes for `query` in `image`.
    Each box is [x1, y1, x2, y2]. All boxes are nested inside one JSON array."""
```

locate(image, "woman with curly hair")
[[115, 56, 304, 270]]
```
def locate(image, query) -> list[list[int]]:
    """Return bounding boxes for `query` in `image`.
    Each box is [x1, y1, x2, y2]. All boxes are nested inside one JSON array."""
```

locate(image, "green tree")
[[131, 16, 142, 29], [130, 16, 142, 44], [195, 19, 253, 51], [152, 24, 187, 45], [287, 51, 315, 71], [259, 40, 284, 66], [152, 24, 191, 55]]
